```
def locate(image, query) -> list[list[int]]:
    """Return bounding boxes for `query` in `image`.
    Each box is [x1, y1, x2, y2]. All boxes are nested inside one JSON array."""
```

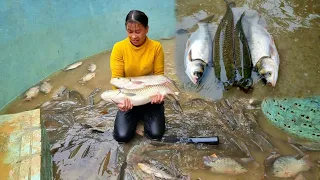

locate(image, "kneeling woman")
[[110, 10, 166, 143]]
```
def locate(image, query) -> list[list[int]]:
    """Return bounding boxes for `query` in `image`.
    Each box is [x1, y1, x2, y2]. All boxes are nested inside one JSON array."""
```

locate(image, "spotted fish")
[[213, 0, 236, 88], [233, 12, 253, 91], [261, 96, 320, 141]]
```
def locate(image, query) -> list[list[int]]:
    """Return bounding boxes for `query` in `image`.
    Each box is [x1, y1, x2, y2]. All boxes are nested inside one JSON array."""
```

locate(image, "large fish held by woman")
[[101, 84, 182, 112]]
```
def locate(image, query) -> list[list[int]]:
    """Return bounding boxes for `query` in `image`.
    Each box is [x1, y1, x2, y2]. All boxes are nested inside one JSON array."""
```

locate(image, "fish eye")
[[263, 71, 272, 77]]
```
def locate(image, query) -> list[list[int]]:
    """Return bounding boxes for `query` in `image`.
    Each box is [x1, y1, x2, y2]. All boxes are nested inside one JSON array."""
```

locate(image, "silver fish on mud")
[[240, 8, 280, 87], [110, 75, 176, 90], [51, 86, 68, 99], [64, 61, 83, 71], [137, 162, 175, 179], [184, 14, 214, 85], [40, 81, 53, 94], [88, 63, 97, 72], [24, 86, 40, 100], [79, 72, 96, 83], [101, 84, 182, 112]]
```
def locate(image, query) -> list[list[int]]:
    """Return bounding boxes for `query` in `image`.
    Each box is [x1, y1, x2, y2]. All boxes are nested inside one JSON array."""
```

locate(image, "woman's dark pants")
[[113, 102, 165, 143]]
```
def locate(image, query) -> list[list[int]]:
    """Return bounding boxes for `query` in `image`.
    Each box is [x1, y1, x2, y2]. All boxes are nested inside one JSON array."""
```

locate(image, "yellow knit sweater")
[[110, 37, 164, 89]]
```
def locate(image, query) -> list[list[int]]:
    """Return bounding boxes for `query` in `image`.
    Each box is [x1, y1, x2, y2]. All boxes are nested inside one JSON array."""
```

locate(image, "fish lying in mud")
[[137, 162, 176, 179], [64, 61, 83, 71], [184, 14, 214, 85], [239, 8, 280, 87], [88, 63, 97, 72], [101, 84, 182, 112], [137, 159, 190, 180], [24, 86, 40, 100], [51, 86, 68, 99], [213, 1, 236, 88], [264, 153, 313, 178], [203, 154, 254, 175], [261, 96, 320, 141], [110, 75, 176, 90], [40, 81, 53, 94], [79, 72, 96, 83], [233, 12, 253, 90]]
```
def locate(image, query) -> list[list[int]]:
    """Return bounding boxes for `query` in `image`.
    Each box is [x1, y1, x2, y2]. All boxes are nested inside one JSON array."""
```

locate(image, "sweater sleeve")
[[153, 43, 165, 75], [110, 43, 124, 89]]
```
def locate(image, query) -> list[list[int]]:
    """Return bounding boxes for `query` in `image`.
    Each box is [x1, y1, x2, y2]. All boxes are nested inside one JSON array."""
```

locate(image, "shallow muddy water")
[[1, 0, 320, 179]]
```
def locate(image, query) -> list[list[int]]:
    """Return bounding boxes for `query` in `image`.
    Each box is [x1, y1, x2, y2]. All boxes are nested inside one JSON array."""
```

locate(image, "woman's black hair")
[[125, 10, 148, 28]]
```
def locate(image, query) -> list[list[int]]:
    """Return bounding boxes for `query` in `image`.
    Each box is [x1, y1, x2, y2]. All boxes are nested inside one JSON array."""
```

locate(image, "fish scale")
[[261, 96, 320, 141], [120, 84, 174, 96]]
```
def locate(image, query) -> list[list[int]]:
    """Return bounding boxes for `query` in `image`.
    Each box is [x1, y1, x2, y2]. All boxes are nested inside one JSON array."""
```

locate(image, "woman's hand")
[[151, 93, 165, 104], [117, 98, 133, 111]]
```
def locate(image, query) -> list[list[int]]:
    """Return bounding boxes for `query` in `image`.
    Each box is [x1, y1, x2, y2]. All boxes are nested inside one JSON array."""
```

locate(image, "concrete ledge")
[[0, 109, 52, 180]]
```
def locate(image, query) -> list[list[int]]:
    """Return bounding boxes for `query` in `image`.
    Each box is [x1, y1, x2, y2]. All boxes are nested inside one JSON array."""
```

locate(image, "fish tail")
[[224, 0, 236, 8], [197, 14, 215, 23]]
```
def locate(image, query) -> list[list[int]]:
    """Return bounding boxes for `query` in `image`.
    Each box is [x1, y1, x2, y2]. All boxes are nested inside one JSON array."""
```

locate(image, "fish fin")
[[224, 0, 236, 8], [188, 49, 192, 62], [186, 39, 190, 49], [239, 157, 255, 164], [197, 14, 215, 23], [301, 155, 313, 167], [165, 94, 183, 113], [176, 28, 190, 35]]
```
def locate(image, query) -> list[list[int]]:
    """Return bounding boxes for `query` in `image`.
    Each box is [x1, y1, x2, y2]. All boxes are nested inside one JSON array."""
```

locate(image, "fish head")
[[257, 57, 279, 87], [110, 77, 131, 87], [185, 60, 206, 85], [100, 89, 122, 103]]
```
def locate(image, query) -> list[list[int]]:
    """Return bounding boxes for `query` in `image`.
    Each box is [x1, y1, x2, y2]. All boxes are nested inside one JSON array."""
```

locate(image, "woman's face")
[[126, 22, 148, 46]]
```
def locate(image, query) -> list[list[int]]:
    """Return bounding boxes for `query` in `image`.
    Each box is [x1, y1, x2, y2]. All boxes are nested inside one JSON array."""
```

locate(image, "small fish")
[[203, 155, 248, 175], [51, 86, 67, 99], [271, 155, 312, 178], [88, 63, 97, 72], [184, 14, 214, 85], [87, 88, 101, 106], [79, 72, 95, 83], [25, 86, 40, 100], [64, 61, 83, 71], [101, 84, 182, 112], [40, 81, 53, 94], [137, 162, 175, 179]]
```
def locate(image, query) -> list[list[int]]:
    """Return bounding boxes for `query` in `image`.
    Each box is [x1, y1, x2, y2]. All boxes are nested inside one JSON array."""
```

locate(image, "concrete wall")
[[0, 0, 176, 110]]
